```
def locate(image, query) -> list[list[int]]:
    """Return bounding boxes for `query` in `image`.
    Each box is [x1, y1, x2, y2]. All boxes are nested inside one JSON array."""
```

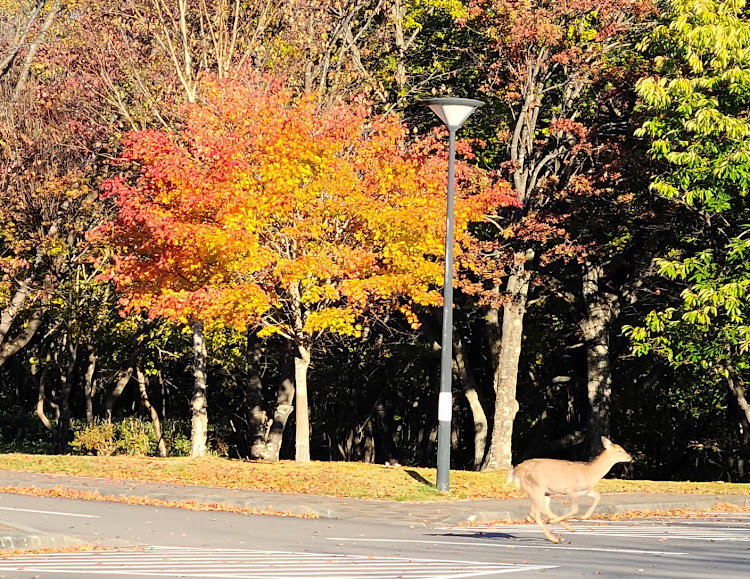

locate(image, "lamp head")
[[423, 97, 484, 131]]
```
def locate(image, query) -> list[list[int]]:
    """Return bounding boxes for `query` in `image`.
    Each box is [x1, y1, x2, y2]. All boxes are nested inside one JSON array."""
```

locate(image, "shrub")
[[71, 421, 118, 456], [71, 418, 153, 456], [161, 419, 191, 457], [69, 418, 231, 457], [116, 417, 153, 456]]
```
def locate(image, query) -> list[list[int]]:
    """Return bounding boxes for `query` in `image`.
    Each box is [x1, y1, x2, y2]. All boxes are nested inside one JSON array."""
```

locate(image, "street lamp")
[[423, 97, 484, 493]]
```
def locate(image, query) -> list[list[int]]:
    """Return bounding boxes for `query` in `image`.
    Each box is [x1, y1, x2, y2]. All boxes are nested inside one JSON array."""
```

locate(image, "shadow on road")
[[426, 531, 519, 541]]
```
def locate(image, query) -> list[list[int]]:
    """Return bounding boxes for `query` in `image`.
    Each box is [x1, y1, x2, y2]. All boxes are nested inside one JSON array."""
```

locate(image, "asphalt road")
[[0, 493, 748, 578]]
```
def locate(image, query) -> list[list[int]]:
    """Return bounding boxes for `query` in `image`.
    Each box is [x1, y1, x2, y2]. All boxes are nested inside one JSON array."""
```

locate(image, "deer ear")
[[601, 436, 612, 448]]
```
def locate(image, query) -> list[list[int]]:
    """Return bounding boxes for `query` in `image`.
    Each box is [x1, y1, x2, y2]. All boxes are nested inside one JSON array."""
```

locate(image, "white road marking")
[[455, 520, 750, 542], [678, 514, 750, 526], [327, 537, 688, 556], [0, 506, 99, 518], [0, 546, 556, 577]]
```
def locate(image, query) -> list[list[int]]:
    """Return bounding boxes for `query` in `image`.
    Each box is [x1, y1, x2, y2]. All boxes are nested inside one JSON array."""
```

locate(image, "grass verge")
[[0, 454, 748, 501]]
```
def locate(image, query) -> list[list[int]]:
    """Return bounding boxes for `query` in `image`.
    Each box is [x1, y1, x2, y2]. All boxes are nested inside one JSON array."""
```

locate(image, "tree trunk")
[[729, 391, 750, 482], [12, 0, 62, 102], [136, 367, 167, 457], [392, 0, 407, 92], [482, 250, 533, 471], [453, 331, 488, 470], [726, 365, 750, 481], [54, 330, 77, 453], [303, 9, 315, 93], [246, 330, 267, 459], [294, 340, 311, 462], [726, 368, 750, 432], [105, 367, 133, 421], [580, 259, 620, 458], [0, 272, 52, 369], [0, 307, 44, 369], [363, 419, 375, 463], [289, 281, 311, 462], [0, 0, 45, 78], [84, 345, 97, 426], [0, 278, 48, 369], [32, 356, 54, 432], [150, 0, 197, 103], [190, 320, 208, 457], [264, 340, 295, 461], [265, 376, 295, 461], [0, 279, 33, 343], [374, 400, 398, 465]]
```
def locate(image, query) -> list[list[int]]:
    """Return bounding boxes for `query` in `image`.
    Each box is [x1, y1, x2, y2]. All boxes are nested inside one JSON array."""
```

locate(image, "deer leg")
[[540, 495, 558, 522], [540, 494, 574, 532], [541, 495, 553, 521], [526, 493, 548, 523], [533, 507, 562, 543], [580, 489, 602, 519], [557, 519, 574, 532], [528, 489, 561, 543], [549, 494, 579, 525]]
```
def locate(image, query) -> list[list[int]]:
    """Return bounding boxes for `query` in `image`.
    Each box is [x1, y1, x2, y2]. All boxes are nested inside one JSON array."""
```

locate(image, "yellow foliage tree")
[[103, 74, 515, 461]]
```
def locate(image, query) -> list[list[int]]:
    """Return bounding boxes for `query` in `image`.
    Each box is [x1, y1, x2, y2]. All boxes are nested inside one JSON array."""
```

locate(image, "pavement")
[[0, 468, 748, 551]]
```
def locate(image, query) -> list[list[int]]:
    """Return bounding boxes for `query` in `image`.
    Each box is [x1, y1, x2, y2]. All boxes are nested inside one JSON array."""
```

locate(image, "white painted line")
[[681, 520, 750, 526], [327, 537, 689, 556], [0, 506, 99, 518], [0, 546, 557, 578], [462, 523, 750, 542]]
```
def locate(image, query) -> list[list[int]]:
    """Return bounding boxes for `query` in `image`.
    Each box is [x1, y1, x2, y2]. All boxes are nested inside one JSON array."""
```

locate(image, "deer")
[[507, 436, 632, 543]]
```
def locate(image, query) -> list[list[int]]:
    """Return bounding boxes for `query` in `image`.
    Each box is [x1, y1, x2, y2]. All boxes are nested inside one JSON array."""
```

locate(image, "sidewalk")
[[1, 469, 748, 550]]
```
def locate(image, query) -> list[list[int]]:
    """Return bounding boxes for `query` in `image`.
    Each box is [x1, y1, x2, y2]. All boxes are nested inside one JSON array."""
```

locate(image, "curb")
[[0, 523, 86, 552], [721, 495, 750, 507], [0, 469, 748, 550], [0, 533, 84, 551], [433, 494, 750, 526]]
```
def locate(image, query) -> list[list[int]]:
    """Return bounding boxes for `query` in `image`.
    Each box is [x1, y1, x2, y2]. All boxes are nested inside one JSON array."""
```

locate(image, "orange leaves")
[[104, 74, 516, 336], [0, 485, 318, 519]]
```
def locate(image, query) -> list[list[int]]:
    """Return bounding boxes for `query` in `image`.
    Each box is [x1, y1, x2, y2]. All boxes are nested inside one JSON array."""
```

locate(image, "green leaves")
[[630, 0, 750, 377]]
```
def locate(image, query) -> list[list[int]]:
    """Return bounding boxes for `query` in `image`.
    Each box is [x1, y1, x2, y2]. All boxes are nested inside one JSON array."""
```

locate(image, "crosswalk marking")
[[0, 546, 555, 578], [453, 514, 750, 542], [328, 537, 689, 556]]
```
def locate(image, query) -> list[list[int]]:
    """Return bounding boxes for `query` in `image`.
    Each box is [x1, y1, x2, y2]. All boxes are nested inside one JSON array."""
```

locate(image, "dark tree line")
[[1, 0, 749, 481]]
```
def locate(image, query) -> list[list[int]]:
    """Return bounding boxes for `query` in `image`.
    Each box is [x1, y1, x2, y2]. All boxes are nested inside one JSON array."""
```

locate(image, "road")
[[0, 493, 748, 578]]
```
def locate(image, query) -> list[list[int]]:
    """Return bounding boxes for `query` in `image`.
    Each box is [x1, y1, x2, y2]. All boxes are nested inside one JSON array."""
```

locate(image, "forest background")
[[2, 0, 750, 483]]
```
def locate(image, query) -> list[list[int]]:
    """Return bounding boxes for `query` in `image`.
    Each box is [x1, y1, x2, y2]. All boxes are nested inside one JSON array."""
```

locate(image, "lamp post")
[[423, 97, 484, 493]]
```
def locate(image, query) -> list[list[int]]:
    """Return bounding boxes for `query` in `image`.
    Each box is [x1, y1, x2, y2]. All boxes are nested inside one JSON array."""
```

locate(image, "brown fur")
[[508, 437, 632, 543]]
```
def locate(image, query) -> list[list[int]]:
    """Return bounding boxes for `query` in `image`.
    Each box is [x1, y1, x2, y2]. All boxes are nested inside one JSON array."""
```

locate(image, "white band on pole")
[[438, 391, 452, 422]]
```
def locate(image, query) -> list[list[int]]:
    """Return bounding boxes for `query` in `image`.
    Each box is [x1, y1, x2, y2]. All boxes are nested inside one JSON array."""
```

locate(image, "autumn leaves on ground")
[[1, 454, 748, 502]]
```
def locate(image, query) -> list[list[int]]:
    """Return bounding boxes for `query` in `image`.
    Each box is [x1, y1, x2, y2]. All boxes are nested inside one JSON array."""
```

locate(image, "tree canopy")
[[2, 0, 750, 481]]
